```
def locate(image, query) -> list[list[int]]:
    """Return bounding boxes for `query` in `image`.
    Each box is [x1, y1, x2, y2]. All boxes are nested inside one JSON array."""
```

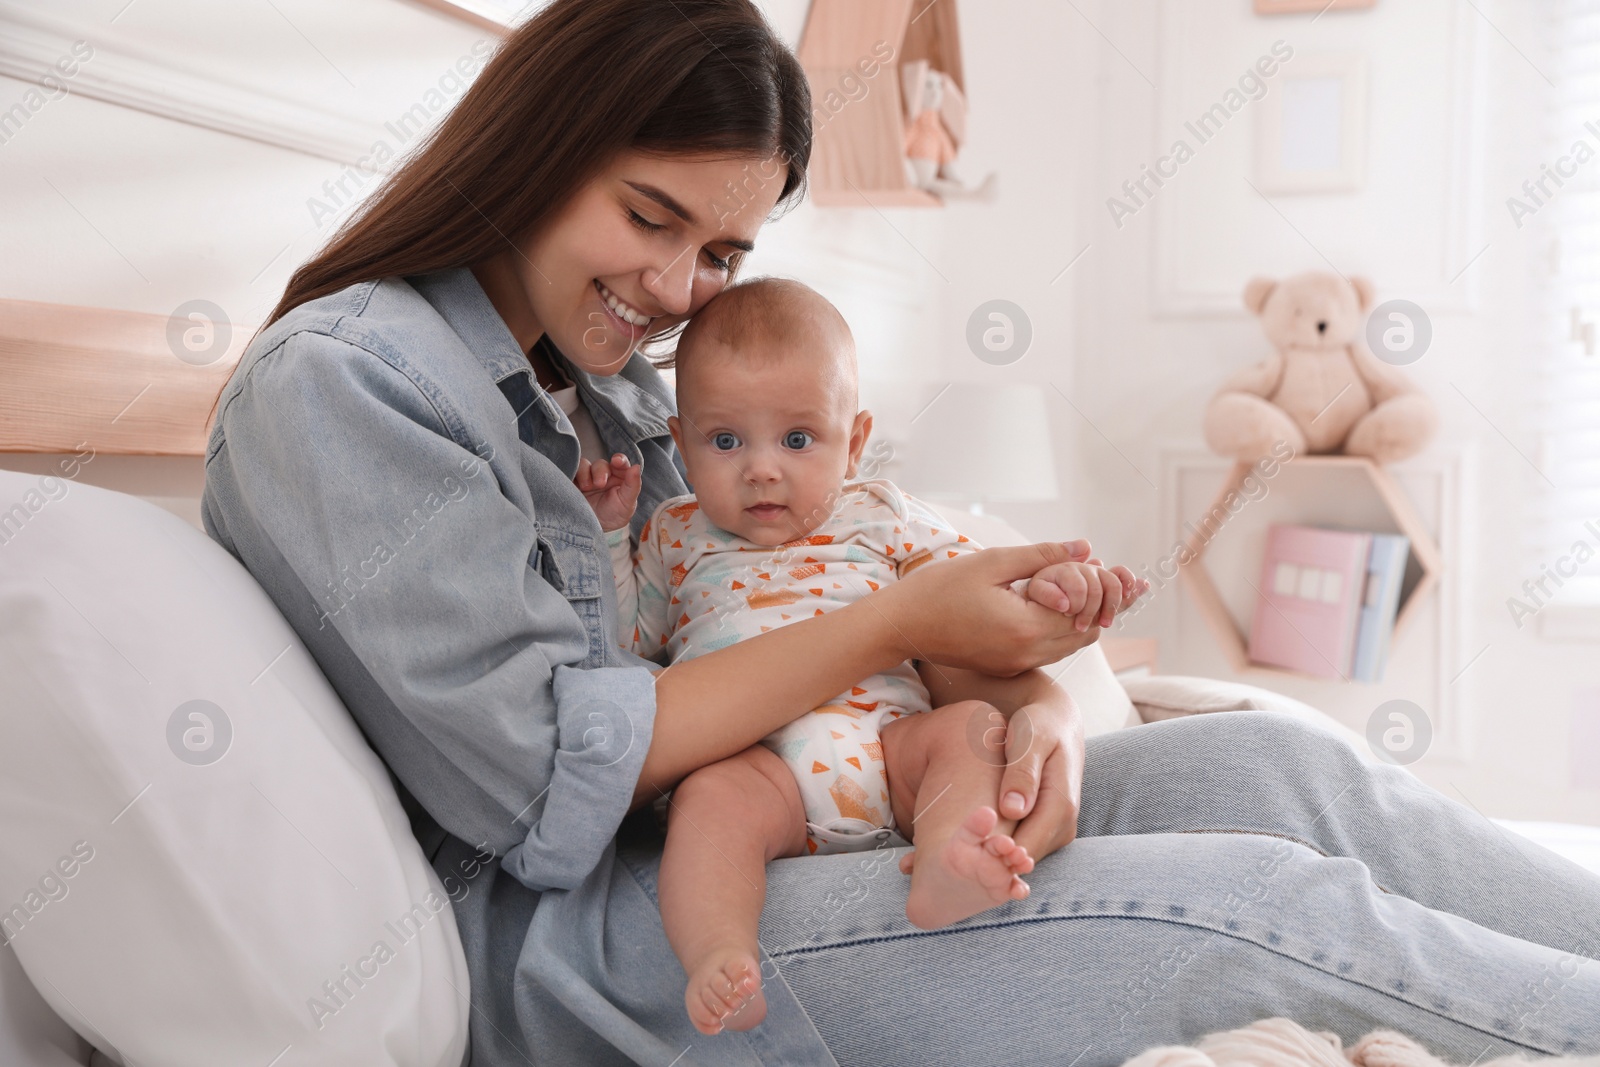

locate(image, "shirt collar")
[[411, 265, 674, 441]]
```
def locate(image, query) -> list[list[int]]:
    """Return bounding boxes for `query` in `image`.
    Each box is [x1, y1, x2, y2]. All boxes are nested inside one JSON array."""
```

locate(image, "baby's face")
[[669, 337, 871, 547]]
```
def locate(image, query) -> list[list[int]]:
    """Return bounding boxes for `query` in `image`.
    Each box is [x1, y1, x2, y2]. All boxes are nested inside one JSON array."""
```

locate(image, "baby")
[[575, 278, 1146, 1035]]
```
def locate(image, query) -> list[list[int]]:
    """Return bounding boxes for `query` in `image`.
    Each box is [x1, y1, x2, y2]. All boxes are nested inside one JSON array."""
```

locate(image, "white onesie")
[[605, 479, 980, 853]]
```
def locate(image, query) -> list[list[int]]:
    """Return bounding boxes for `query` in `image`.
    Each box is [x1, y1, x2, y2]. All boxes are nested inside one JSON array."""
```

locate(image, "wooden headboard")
[[0, 298, 254, 456]]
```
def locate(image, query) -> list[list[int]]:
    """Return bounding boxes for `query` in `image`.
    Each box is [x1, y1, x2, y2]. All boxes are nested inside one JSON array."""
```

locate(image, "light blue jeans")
[[745, 712, 1600, 1064]]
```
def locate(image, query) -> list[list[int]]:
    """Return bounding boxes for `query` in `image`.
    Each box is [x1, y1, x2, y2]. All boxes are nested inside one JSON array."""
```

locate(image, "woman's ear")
[[844, 410, 874, 478]]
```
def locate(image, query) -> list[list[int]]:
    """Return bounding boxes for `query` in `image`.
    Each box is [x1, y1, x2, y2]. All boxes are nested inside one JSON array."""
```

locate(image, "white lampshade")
[[905, 383, 1060, 505]]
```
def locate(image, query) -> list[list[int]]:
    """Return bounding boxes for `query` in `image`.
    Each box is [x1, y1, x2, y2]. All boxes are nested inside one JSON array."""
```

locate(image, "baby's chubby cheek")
[[688, 476, 762, 541]]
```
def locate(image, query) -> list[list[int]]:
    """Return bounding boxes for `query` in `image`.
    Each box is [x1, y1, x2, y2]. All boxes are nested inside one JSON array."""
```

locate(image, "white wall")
[[0, 0, 496, 526], [0, 0, 946, 522], [933, 0, 1596, 822]]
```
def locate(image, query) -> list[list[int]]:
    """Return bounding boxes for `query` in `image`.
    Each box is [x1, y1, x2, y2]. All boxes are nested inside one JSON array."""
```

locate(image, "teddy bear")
[[1203, 271, 1437, 466]]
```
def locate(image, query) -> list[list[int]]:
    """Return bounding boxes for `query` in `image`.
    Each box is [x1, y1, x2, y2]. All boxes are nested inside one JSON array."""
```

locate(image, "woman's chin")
[[578, 356, 628, 376], [568, 340, 638, 376]]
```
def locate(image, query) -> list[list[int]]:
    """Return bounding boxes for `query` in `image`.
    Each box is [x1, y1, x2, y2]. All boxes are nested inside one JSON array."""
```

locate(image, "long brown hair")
[[214, 0, 811, 419]]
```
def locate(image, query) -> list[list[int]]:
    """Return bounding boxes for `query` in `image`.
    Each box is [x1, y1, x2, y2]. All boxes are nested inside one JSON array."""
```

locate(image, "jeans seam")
[[1172, 828, 1397, 895], [771, 912, 1559, 1056]]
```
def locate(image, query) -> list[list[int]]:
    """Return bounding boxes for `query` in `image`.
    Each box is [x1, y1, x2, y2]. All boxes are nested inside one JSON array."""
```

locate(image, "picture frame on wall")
[[1254, 53, 1368, 193], [1254, 0, 1375, 13]]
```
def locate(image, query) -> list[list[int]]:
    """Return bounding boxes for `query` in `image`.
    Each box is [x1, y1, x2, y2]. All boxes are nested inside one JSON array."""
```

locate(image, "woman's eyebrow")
[[624, 180, 757, 253]]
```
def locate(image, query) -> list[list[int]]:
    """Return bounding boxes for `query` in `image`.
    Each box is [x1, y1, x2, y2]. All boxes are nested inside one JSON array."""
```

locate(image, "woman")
[[200, 0, 1600, 1063]]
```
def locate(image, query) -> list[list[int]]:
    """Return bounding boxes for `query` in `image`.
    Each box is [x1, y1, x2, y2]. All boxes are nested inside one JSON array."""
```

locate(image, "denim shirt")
[[203, 263, 688, 885], [201, 267, 838, 1064]]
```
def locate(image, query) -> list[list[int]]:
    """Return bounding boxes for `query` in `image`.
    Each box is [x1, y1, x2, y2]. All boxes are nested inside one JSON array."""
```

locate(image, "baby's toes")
[[696, 977, 746, 1032], [689, 986, 731, 1034], [983, 833, 1036, 876], [720, 964, 758, 1009], [982, 831, 1021, 861], [688, 962, 757, 1034], [1004, 842, 1036, 875], [973, 845, 1024, 896]]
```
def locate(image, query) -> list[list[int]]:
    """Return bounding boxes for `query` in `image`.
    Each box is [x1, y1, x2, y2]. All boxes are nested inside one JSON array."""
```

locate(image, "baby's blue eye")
[[711, 431, 740, 451], [783, 430, 813, 450]]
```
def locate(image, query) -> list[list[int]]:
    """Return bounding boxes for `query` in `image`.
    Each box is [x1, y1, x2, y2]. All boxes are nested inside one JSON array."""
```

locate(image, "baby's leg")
[[881, 701, 1036, 930], [659, 744, 808, 1035]]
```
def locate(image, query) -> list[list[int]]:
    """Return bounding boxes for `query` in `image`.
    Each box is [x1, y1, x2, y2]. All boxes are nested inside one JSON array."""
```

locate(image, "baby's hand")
[[575, 453, 642, 532], [1025, 557, 1148, 632]]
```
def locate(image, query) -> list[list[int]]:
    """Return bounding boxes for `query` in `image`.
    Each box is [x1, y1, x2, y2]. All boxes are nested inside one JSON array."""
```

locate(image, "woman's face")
[[487, 148, 789, 375]]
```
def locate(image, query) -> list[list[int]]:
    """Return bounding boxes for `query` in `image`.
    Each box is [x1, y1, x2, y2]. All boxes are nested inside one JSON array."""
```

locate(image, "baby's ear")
[[667, 415, 684, 455], [845, 410, 874, 477]]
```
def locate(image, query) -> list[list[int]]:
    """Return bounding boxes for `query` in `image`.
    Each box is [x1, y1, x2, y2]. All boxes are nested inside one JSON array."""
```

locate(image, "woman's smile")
[[595, 279, 653, 342]]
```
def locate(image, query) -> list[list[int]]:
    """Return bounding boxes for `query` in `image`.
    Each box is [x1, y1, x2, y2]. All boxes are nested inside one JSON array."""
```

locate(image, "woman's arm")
[[206, 331, 668, 895], [633, 541, 1103, 806]]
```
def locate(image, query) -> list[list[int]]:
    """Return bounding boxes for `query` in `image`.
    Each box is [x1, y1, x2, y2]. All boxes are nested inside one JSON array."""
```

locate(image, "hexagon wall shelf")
[[1177, 456, 1443, 681]]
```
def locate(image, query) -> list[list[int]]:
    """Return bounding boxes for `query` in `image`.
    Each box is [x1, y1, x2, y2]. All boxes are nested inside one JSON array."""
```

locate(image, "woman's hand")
[[997, 692, 1086, 861], [895, 688, 1086, 877], [879, 540, 1104, 676]]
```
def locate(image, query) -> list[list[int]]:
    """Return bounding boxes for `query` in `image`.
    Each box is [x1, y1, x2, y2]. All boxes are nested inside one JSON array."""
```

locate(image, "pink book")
[[1248, 524, 1372, 679]]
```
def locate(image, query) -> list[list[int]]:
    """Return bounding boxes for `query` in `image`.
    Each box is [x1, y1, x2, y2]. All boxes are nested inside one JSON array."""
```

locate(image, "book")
[[1351, 533, 1411, 683], [1248, 524, 1372, 679]]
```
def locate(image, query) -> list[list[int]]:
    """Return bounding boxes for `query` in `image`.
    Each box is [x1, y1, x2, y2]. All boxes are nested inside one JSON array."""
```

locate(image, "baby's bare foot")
[[905, 805, 1034, 930], [684, 947, 767, 1035]]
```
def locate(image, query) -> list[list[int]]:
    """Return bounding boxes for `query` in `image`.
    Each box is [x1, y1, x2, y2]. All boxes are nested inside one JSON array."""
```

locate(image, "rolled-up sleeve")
[[202, 330, 654, 891]]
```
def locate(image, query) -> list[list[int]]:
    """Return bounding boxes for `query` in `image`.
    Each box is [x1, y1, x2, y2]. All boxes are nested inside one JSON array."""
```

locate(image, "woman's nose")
[[641, 244, 696, 316]]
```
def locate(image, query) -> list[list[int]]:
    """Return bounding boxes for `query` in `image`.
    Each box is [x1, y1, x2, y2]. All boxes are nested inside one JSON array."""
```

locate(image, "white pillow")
[[0, 469, 468, 1067], [0, 942, 90, 1066], [1118, 673, 1375, 758], [927, 503, 1138, 738]]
